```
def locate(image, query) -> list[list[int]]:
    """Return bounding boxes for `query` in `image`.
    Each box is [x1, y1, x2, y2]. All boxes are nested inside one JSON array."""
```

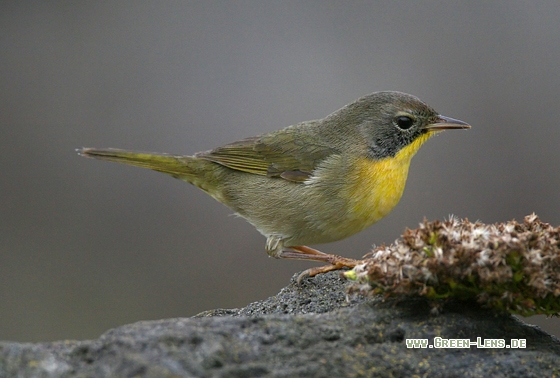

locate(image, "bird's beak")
[[426, 115, 471, 131]]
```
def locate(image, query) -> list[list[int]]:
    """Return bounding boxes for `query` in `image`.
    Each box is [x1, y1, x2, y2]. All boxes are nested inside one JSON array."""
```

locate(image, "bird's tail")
[[77, 148, 199, 178]]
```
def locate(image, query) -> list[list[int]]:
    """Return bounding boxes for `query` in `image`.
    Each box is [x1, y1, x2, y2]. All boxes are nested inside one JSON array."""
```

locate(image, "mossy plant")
[[345, 214, 560, 316]]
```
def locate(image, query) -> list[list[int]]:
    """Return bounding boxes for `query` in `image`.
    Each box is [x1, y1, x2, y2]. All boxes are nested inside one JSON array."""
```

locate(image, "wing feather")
[[197, 127, 337, 182]]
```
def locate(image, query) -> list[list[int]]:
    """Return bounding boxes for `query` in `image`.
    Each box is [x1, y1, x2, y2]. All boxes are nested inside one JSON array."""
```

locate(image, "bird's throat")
[[348, 132, 433, 227]]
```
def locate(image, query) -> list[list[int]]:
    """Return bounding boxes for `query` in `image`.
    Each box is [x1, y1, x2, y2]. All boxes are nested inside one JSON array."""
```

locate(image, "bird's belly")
[[284, 155, 413, 246]]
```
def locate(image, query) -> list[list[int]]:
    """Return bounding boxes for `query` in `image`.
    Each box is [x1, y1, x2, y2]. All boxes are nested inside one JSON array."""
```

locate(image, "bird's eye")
[[395, 116, 414, 130]]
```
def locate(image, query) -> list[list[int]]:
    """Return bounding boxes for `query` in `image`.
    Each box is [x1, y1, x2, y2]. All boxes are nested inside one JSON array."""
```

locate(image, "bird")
[[78, 91, 470, 281]]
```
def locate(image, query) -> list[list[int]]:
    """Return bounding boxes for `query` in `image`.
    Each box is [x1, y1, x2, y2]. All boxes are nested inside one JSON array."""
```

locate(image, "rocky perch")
[[0, 271, 559, 377]]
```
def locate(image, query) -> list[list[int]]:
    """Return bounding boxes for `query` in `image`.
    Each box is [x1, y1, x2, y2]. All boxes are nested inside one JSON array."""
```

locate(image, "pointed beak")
[[425, 115, 471, 131]]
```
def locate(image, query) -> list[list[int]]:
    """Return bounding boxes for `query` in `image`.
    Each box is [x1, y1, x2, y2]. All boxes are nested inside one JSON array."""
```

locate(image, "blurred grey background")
[[1, 1, 559, 342]]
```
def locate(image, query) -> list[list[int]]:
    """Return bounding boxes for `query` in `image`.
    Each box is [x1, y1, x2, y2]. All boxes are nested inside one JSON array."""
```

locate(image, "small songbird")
[[78, 91, 470, 280]]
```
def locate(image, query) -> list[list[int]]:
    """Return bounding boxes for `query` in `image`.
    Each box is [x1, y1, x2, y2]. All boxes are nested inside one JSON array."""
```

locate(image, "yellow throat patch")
[[348, 132, 433, 228]]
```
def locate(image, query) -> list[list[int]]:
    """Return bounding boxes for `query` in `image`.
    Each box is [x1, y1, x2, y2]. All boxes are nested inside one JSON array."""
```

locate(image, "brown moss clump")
[[344, 214, 560, 316]]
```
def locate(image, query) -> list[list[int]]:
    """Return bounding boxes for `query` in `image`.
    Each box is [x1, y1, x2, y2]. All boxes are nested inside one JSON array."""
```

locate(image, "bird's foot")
[[279, 246, 360, 284]]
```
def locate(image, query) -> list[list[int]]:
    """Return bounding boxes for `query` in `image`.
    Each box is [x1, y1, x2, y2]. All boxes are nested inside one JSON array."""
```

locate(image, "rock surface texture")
[[1, 272, 559, 377]]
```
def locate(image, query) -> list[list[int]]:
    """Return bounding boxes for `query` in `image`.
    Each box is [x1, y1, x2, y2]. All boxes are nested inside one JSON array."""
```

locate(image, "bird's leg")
[[279, 246, 361, 283]]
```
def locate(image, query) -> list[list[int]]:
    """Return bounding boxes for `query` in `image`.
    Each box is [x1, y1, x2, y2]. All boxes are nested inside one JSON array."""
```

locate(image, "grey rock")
[[1, 272, 559, 377]]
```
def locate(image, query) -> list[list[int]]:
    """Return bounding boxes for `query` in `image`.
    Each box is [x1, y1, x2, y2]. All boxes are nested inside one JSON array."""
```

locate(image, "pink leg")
[[280, 246, 361, 283]]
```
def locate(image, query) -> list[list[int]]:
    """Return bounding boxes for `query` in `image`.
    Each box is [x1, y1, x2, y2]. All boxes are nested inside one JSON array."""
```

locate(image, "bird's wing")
[[197, 127, 337, 183]]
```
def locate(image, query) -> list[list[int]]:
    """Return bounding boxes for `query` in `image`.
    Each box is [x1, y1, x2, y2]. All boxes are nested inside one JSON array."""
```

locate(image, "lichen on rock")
[[345, 214, 560, 316]]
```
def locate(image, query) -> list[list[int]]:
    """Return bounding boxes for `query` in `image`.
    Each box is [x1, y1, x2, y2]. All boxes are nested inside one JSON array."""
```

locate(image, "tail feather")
[[77, 148, 196, 178]]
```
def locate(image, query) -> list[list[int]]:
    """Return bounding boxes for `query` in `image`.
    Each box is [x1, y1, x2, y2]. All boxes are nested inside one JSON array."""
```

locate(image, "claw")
[[296, 263, 356, 284], [280, 245, 360, 284]]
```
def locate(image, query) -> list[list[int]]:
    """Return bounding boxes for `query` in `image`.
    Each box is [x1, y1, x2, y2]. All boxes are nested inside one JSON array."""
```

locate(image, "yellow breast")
[[347, 133, 432, 229]]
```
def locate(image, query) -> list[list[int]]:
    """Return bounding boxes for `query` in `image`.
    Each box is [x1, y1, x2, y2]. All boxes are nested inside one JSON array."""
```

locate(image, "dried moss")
[[345, 214, 560, 316]]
